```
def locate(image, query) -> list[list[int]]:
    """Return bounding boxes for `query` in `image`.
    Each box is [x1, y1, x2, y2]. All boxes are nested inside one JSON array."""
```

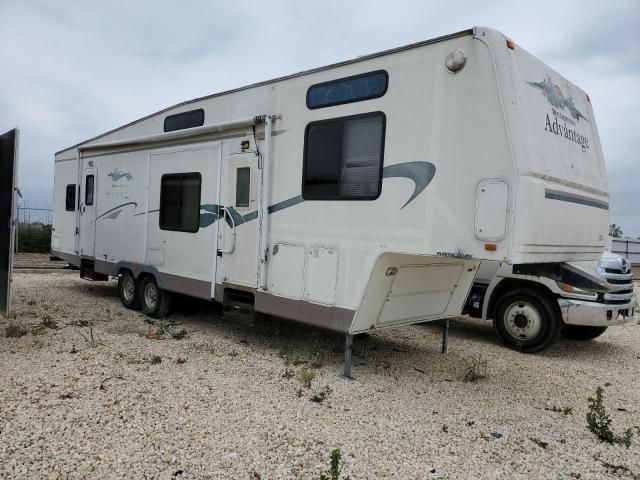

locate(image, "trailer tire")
[[493, 288, 561, 353], [140, 275, 172, 319], [560, 325, 608, 341], [118, 271, 141, 310]]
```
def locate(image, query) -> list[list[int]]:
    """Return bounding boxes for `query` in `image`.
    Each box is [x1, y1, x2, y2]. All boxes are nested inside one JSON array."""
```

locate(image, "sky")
[[1, 0, 639, 236]]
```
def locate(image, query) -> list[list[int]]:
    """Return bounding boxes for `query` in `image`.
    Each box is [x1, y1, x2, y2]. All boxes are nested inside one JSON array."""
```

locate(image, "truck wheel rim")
[[504, 301, 542, 340], [144, 283, 158, 310], [123, 276, 135, 303]]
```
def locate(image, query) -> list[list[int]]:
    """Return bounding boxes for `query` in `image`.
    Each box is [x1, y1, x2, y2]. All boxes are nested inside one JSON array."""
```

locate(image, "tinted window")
[[163, 109, 205, 132], [235, 167, 251, 208], [85, 175, 94, 206], [159, 173, 201, 232], [307, 70, 388, 109], [65, 184, 76, 211], [303, 112, 385, 200]]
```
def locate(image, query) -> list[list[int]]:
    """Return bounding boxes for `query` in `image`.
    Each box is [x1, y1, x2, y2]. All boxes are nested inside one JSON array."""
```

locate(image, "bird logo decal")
[[107, 169, 133, 181], [527, 75, 588, 122]]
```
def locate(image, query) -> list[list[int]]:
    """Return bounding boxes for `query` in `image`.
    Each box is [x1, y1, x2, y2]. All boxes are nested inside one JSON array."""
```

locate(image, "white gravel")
[[1, 273, 639, 479]]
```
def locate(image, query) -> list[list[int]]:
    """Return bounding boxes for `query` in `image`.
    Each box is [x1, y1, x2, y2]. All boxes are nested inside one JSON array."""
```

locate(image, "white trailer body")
[[51, 27, 610, 337]]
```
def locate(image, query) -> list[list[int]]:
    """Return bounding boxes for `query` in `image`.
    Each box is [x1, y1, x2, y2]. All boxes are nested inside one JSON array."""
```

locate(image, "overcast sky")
[[1, 0, 638, 236]]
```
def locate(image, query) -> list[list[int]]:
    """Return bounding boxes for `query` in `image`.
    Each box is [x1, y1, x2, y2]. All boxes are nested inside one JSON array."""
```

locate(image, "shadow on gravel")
[[66, 280, 630, 372]]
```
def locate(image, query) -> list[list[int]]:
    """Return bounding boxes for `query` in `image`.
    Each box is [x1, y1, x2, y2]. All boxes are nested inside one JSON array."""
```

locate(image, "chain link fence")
[[15, 202, 53, 253]]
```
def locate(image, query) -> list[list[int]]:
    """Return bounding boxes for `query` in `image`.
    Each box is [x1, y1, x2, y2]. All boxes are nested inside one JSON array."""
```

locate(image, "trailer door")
[[0, 128, 18, 315], [146, 142, 221, 299], [79, 167, 97, 257]]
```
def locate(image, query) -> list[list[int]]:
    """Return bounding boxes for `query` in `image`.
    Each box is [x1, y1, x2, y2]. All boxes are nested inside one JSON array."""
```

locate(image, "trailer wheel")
[[140, 275, 172, 319], [118, 270, 141, 310], [560, 325, 608, 341], [493, 288, 561, 353]]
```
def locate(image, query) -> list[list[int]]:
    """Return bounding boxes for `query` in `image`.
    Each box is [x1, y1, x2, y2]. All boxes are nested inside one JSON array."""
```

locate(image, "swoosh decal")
[[382, 161, 436, 209], [126, 161, 436, 228], [95, 202, 138, 221]]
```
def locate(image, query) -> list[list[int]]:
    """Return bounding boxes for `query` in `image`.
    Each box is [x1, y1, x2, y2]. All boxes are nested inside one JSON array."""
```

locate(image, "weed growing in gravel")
[[41, 315, 59, 330], [149, 355, 162, 365], [278, 346, 306, 366], [175, 357, 187, 365], [546, 405, 573, 415], [462, 354, 487, 382], [595, 456, 640, 479], [297, 367, 315, 388], [228, 350, 238, 358], [586, 386, 634, 448], [79, 326, 102, 347], [281, 368, 295, 380], [530, 437, 549, 449], [171, 328, 188, 340], [319, 449, 349, 480], [310, 385, 332, 404], [5, 323, 27, 338]]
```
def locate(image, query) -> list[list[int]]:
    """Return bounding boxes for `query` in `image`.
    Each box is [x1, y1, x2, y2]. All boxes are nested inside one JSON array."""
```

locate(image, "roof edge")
[[57, 27, 474, 155]]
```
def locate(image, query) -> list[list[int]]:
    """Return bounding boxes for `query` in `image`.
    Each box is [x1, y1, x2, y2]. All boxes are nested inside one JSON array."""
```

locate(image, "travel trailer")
[[52, 27, 614, 368]]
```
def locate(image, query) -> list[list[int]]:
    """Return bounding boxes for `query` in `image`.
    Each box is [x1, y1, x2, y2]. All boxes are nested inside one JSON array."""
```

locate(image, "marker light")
[[506, 39, 515, 50], [484, 243, 497, 251]]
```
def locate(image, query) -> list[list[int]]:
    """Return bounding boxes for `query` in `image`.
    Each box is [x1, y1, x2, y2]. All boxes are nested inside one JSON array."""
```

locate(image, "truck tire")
[[493, 288, 561, 353], [561, 325, 608, 341], [118, 271, 141, 310], [140, 275, 172, 319]]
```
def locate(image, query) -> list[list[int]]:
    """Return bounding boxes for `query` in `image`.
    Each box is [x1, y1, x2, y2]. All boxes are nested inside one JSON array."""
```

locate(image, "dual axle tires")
[[117, 271, 172, 318]]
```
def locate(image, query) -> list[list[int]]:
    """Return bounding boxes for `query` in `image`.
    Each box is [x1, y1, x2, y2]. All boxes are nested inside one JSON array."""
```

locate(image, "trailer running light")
[[484, 243, 497, 251], [506, 39, 515, 50], [557, 282, 576, 293]]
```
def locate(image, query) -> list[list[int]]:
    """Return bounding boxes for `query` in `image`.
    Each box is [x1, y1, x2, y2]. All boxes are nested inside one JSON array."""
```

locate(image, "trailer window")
[[307, 70, 388, 109], [85, 175, 94, 206], [65, 184, 76, 211], [159, 173, 201, 232], [163, 109, 205, 132], [303, 112, 385, 200], [235, 167, 251, 208]]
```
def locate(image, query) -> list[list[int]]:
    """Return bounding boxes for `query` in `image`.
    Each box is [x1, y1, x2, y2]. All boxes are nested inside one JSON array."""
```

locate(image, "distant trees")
[[609, 224, 623, 238]]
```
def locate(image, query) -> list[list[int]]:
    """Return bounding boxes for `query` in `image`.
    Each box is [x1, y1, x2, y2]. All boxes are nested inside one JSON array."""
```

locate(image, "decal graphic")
[[109, 161, 437, 228], [527, 76, 587, 122], [198, 161, 436, 228], [107, 169, 133, 181], [527, 76, 591, 152], [95, 202, 138, 221], [382, 161, 436, 209]]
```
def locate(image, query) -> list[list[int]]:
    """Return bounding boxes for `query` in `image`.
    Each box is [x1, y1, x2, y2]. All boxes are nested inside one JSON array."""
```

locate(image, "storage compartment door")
[[475, 179, 509, 241]]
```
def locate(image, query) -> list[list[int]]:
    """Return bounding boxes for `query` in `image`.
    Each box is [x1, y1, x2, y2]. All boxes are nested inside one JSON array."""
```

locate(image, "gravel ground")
[[13, 253, 68, 270], [1, 273, 639, 479]]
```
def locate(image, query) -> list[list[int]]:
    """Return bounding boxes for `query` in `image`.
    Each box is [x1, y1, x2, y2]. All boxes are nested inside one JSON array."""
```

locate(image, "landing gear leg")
[[441, 319, 449, 354], [341, 334, 354, 380]]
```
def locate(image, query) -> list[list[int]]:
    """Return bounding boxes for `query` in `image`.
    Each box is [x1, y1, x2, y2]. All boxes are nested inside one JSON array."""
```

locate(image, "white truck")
[[465, 250, 636, 352], [51, 27, 618, 370]]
